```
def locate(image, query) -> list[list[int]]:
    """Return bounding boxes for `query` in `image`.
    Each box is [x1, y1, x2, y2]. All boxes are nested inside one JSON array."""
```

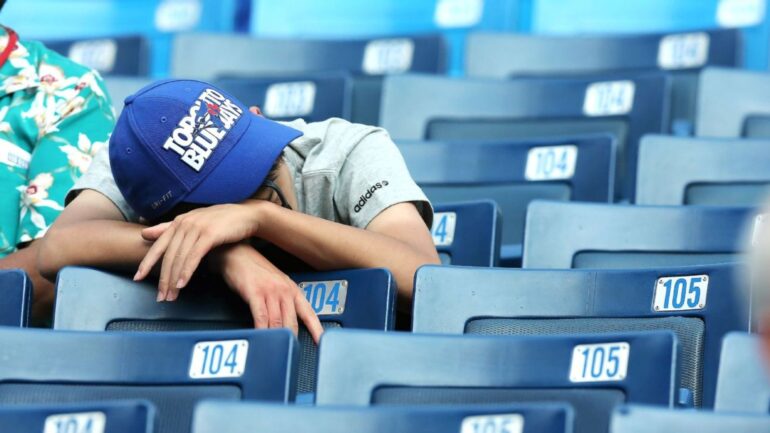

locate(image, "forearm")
[[0, 241, 55, 322]]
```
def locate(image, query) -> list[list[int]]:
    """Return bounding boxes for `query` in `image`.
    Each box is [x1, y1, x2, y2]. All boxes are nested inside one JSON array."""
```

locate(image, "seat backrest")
[[316, 329, 678, 433], [193, 401, 574, 433], [104, 77, 154, 115], [53, 266, 395, 395], [636, 135, 770, 206], [611, 404, 770, 433], [43, 35, 150, 76], [715, 332, 770, 413], [0, 328, 297, 433], [171, 33, 446, 80], [213, 73, 352, 122], [412, 263, 750, 407], [696, 67, 770, 138], [0, 400, 155, 433], [400, 136, 615, 263], [381, 73, 667, 199], [0, 269, 31, 327], [523, 201, 755, 269], [431, 201, 502, 267]]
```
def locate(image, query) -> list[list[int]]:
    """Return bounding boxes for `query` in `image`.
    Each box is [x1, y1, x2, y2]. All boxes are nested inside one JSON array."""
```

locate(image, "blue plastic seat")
[[43, 35, 150, 76], [193, 401, 574, 433], [0, 400, 155, 433], [431, 200, 501, 267], [380, 73, 667, 200], [0, 327, 297, 433], [714, 332, 770, 413], [53, 266, 395, 396], [696, 67, 770, 139], [316, 329, 678, 433], [0, 269, 31, 327], [611, 404, 770, 433], [523, 201, 755, 269], [412, 263, 750, 408], [103, 76, 154, 115], [400, 136, 615, 266], [636, 135, 770, 206]]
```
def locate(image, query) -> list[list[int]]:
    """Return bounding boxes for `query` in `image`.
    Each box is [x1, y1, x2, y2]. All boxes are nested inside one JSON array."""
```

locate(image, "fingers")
[[249, 296, 269, 329], [295, 292, 324, 344], [158, 227, 186, 301], [175, 237, 213, 290], [249, 106, 263, 116], [141, 222, 172, 241], [266, 297, 283, 329], [167, 228, 201, 299], [135, 224, 175, 283], [281, 296, 299, 337]]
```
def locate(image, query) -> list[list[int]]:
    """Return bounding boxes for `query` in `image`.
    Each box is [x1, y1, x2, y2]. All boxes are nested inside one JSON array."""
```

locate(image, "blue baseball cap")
[[109, 79, 302, 221]]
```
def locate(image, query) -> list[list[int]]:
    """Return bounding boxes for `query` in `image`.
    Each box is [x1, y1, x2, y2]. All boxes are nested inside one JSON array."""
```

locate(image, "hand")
[[216, 243, 324, 343], [134, 201, 264, 301]]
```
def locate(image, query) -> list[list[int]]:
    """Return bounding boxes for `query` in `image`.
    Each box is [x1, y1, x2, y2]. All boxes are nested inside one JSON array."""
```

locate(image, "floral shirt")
[[0, 29, 115, 257]]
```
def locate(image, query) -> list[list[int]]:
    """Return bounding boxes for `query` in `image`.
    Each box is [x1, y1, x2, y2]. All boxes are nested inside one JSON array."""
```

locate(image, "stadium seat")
[[104, 76, 154, 115], [53, 266, 395, 396], [0, 269, 32, 327], [431, 201, 501, 267], [214, 72, 352, 122], [696, 67, 770, 138], [412, 263, 750, 407], [523, 201, 755, 269], [714, 332, 770, 413], [636, 135, 770, 206], [193, 401, 574, 433], [466, 29, 739, 133], [43, 35, 150, 76], [316, 329, 678, 433], [400, 136, 615, 266], [0, 327, 297, 433], [380, 73, 667, 200], [610, 404, 770, 433], [0, 400, 156, 433]]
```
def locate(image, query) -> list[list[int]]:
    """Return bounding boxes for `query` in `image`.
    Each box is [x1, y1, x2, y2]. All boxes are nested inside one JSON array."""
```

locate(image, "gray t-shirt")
[[68, 118, 433, 229]]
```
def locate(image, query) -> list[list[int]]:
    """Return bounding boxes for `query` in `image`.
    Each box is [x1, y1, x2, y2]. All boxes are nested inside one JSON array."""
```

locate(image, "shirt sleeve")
[[66, 147, 138, 222], [333, 128, 433, 229]]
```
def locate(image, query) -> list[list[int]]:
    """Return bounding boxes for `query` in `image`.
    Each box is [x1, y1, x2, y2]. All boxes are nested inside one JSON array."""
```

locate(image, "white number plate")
[[155, 0, 202, 32], [44, 412, 106, 433], [570, 342, 629, 383], [300, 280, 348, 315], [717, 0, 766, 27], [431, 212, 457, 247], [434, 0, 484, 28], [525, 145, 578, 181], [460, 414, 524, 433], [68, 39, 117, 73], [362, 38, 414, 75], [653, 274, 709, 312], [583, 81, 635, 116], [658, 33, 710, 70], [264, 81, 316, 118], [189, 339, 248, 379], [0, 138, 31, 169], [752, 213, 768, 245]]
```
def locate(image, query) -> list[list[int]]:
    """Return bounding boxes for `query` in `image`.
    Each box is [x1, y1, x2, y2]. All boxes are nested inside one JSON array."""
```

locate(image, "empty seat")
[[400, 136, 615, 265], [193, 401, 573, 433], [611, 404, 770, 433], [0, 269, 31, 327], [0, 328, 297, 433], [412, 263, 750, 407], [53, 267, 395, 396], [715, 332, 770, 413], [636, 135, 770, 206], [381, 73, 667, 199], [0, 400, 155, 433], [431, 201, 502, 267], [697, 67, 770, 138], [103, 77, 154, 115], [523, 201, 754, 269], [43, 35, 150, 76], [316, 329, 678, 433]]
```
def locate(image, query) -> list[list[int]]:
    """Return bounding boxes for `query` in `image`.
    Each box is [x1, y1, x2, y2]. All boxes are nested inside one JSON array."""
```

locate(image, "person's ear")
[[249, 106, 263, 117]]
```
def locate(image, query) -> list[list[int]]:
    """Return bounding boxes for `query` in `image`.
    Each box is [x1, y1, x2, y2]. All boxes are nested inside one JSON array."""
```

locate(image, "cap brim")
[[184, 115, 302, 205]]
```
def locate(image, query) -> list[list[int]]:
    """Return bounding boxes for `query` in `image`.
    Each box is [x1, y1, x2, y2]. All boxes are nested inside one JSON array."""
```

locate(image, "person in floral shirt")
[[0, 23, 115, 320]]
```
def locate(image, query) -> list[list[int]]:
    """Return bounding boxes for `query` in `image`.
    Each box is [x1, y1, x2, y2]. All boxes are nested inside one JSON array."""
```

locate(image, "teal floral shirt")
[[0, 29, 115, 257]]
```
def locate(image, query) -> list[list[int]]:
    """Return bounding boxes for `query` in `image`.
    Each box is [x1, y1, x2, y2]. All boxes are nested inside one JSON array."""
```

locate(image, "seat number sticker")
[[44, 412, 106, 433], [264, 81, 316, 118], [189, 339, 248, 379], [300, 280, 348, 315], [583, 80, 635, 116], [68, 39, 118, 73], [363, 38, 414, 75], [653, 274, 709, 312], [432, 212, 457, 247], [658, 32, 710, 70], [525, 145, 578, 181], [570, 342, 629, 383], [460, 414, 524, 433]]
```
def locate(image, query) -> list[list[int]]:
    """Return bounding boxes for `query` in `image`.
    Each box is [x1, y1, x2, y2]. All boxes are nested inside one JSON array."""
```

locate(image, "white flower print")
[[17, 172, 63, 231], [59, 133, 106, 173]]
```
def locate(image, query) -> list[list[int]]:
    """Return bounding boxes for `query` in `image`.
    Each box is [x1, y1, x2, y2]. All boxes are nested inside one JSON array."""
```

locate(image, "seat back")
[[611, 404, 770, 433], [103, 77, 154, 115], [380, 73, 667, 199], [431, 201, 502, 267], [0, 328, 297, 433], [53, 267, 395, 395], [0, 400, 155, 433], [715, 332, 770, 413], [316, 330, 678, 433], [523, 201, 754, 269], [43, 35, 150, 76], [636, 135, 770, 206], [193, 401, 574, 433], [0, 269, 31, 327], [412, 263, 750, 407], [697, 68, 770, 138]]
